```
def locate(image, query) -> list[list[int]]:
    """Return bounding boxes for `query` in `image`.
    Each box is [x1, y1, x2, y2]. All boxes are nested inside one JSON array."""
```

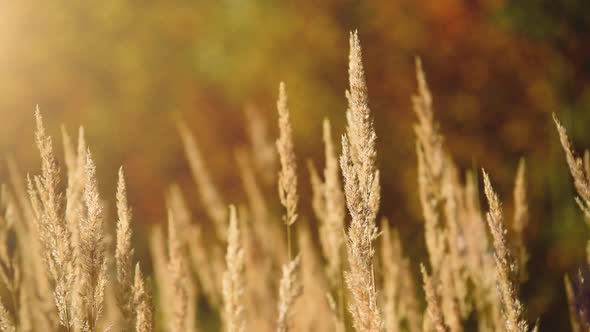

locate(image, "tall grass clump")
[[275, 81, 303, 332], [0, 29, 587, 332], [553, 114, 590, 330], [222, 205, 245, 332], [340, 31, 382, 332], [482, 171, 531, 332]]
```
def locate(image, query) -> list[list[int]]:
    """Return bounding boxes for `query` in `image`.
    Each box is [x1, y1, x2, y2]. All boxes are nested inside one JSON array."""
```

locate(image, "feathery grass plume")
[[512, 159, 529, 283], [438, 251, 463, 332], [379, 220, 403, 332], [441, 162, 470, 320], [482, 170, 529, 332], [340, 30, 382, 332], [565, 270, 590, 332], [308, 160, 346, 331], [165, 187, 200, 330], [78, 151, 108, 331], [239, 209, 278, 332], [413, 57, 446, 273], [380, 219, 421, 332], [236, 146, 282, 331], [273, 81, 304, 332], [462, 172, 492, 272], [553, 114, 590, 220], [456, 172, 501, 332], [308, 118, 347, 330], [28, 108, 76, 330], [412, 64, 457, 330], [0, 187, 19, 331], [62, 127, 89, 330], [553, 114, 590, 263], [564, 270, 590, 332], [321, 118, 346, 253], [276, 256, 302, 332], [147, 226, 171, 325], [95, 279, 120, 332], [63, 126, 87, 256], [294, 225, 334, 332], [167, 185, 221, 309], [150, 224, 188, 331], [308, 118, 346, 284], [165, 210, 189, 332], [421, 264, 449, 332], [178, 122, 227, 240], [223, 205, 246, 332], [413, 59, 466, 332], [554, 116, 590, 329], [115, 167, 135, 329], [565, 275, 582, 332], [236, 149, 286, 264], [245, 104, 277, 185], [7, 158, 57, 331], [133, 263, 154, 332], [276, 82, 299, 260]]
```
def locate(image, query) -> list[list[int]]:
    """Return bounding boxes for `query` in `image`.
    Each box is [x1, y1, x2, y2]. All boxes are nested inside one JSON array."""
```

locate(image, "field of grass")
[[1, 29, 589, 332]]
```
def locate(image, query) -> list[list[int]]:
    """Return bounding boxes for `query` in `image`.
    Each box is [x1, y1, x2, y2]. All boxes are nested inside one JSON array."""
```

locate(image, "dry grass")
[[0, 30, 585, 332], [132, 263, 154, 332], [482, 170, 529, 332], [115, 168, 134, 330], [340, 30, 382, 332], [165, 210, 190, 332], [553, 115, 590, 330], [223, 206, 245, 332], [276, 256, 302, 332], [380, 219, 421, 332]]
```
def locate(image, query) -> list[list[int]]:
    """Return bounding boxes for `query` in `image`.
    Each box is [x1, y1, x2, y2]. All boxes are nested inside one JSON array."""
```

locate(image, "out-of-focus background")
[[1, 1, 589, 329]]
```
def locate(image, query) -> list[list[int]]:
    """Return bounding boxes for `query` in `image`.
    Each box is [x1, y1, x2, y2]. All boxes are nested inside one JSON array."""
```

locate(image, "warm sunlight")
[[0, 2, 588, 331]]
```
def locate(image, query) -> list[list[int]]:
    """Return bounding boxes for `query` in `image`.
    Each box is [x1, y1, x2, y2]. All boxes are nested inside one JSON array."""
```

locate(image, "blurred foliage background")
[[1, 0, 590, 330]]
